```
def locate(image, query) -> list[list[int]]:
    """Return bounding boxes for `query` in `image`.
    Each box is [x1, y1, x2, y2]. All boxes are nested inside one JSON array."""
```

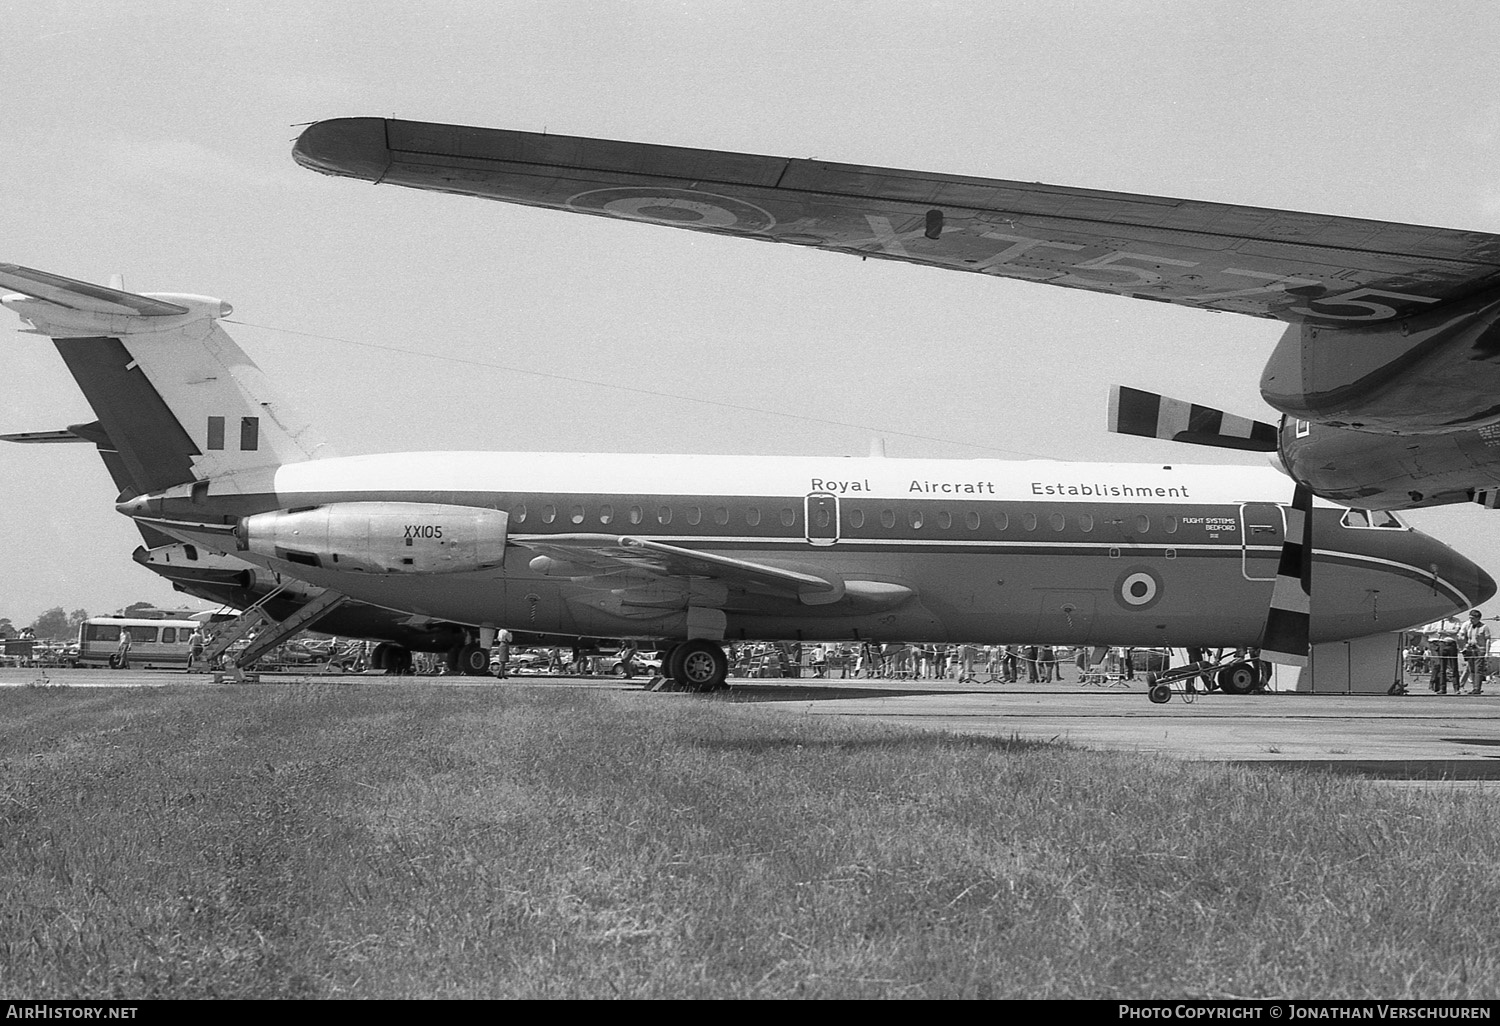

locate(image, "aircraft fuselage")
[[124, 452, 1489, 648]]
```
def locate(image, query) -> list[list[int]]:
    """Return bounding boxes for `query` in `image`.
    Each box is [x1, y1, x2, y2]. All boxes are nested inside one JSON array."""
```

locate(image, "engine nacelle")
[[237, 502, 509, 575]]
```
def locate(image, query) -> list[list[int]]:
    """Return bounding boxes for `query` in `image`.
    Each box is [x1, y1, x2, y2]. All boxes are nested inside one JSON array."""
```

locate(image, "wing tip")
[[293, 117, 392, 181]]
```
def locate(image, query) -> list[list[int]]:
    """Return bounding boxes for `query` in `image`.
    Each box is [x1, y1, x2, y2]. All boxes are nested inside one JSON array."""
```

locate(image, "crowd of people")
[[1403, 610, 1491, 695], [723, 642, 1156, 683]]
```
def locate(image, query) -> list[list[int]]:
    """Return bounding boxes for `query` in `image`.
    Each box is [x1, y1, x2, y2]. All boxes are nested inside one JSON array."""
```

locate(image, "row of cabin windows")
[[83, 624, 184, 643], [509, 502, 1181, 535]]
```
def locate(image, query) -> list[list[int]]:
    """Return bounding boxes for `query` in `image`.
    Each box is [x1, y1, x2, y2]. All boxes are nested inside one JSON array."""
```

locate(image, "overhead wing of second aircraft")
[[294, 117, 1500, 327]]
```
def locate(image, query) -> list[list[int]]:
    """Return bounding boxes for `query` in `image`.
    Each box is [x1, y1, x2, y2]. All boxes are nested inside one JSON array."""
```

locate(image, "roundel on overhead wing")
[[1114, 566, 1163, 611], [566, 187, 777, 232]]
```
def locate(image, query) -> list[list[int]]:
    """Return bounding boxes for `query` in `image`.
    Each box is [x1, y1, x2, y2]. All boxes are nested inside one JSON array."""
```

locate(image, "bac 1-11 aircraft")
[[292, 117, 1500, 512], [1, 264, 1489, 689]]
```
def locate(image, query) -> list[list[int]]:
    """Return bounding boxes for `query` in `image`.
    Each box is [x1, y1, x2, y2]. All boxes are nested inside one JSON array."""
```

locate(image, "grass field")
[[1, 682, 1497, 1000]]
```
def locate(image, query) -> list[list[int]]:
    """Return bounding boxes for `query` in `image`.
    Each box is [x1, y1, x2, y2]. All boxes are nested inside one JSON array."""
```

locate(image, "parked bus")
[[76, 617, 203, 669]]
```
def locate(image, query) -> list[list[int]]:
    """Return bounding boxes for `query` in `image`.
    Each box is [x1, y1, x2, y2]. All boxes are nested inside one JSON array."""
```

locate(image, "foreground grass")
[[0, 684, 1496, 999]]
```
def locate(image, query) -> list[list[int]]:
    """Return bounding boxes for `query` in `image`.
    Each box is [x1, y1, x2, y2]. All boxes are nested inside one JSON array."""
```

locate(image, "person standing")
[[1002, 645, 1020, 683], [1428, 637, 1447, 693], [1459, 611, 1492, 696], [494, 629, 511, 679], [1040, 645, 1057, 682], [186, 626, 206, 673], [115, 628, 132, 670], [1434, 634, 1461, 694]]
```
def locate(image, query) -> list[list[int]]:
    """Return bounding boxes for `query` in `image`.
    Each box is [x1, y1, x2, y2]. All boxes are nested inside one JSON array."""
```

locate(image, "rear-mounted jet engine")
[[236, 502, 509, 574]]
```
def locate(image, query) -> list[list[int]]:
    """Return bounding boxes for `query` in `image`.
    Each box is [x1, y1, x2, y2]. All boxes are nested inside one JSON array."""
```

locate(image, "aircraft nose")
[[1474, 561, 1498, 608], [1430, 536, 1497, 610]]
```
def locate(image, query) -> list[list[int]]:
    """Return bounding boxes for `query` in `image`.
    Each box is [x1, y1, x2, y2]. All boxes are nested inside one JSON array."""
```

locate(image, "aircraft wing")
[[512, 533, 847, 605], [294, 117, 1500, 326]]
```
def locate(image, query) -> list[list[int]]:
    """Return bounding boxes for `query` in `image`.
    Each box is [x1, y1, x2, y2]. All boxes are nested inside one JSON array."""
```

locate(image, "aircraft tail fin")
[[2, 264, 333, 495], [1108, 385, 1279, 452]]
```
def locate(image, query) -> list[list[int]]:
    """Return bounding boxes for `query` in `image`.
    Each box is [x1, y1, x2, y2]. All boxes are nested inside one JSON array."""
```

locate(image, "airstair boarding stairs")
[[203, 585, 348, 680]]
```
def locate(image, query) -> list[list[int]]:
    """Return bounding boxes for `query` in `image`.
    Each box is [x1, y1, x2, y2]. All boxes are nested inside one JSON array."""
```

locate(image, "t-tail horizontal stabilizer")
[[1108, 385, 1278, 452], [0, 263, 190, 317], [1260, 483, 1313, 667]]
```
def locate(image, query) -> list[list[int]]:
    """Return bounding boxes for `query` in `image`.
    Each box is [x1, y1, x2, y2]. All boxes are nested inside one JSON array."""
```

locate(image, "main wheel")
[[1217, 660, 1259, 695], [662, 644, 685, 685], [674, 640, 729, 692], [456, 643, 491, 676]]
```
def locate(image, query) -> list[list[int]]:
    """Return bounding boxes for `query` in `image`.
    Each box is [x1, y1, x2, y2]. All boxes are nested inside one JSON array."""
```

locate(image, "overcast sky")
[[5, 1, 1500, 626]]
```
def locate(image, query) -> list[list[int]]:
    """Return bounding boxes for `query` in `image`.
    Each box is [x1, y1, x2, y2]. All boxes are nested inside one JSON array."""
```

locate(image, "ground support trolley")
[[1145, 656, 1263, 704]]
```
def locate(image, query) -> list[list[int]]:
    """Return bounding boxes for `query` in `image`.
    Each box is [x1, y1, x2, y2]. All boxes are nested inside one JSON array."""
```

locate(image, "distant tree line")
[[0, 601, 164, 640]]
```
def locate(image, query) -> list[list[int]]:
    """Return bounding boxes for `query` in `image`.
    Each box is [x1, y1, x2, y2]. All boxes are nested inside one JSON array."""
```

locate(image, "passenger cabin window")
[[966, 511, 980, 530], [569, 505, 584, 525], [599, 504, 614, 525], [880, 509, 895, 529], [713, 507, 729, 525], [1022, 512, 1037, 531], [657, 506, 672, 525], [909, 509, 924, 529], [686, 506, 701, 526], [1164, 515, 1178, 534], [1078, 513, 1094, 532], [541, 504, 557, 524], [1135, 514, 1150, 533], [513, 504, 527, 523], [780, 508, 795, 527], [746, 508, 761, 527], [937, 511, 952, 530], [629, 505, 644, 525], [1049, 513, 1065, 531], [995, 511, 1009, 531], [849, 508, 865, 529]]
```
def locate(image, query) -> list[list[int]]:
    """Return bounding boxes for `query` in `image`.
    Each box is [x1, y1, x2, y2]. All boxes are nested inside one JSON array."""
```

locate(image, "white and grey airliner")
[[2, 264, 1490, 690]]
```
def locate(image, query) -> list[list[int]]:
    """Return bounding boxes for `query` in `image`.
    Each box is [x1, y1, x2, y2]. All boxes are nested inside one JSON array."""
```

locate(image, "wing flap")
[[295, 117, 1500, 324], [512, 533, 843, 603]]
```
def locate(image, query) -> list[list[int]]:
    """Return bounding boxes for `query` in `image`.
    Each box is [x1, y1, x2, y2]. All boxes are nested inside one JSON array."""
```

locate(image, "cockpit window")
[[1341, 508, 1406, 530]]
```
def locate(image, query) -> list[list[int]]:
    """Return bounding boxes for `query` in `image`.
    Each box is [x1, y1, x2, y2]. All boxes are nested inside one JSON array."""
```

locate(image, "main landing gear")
[[655, 640, 730, 692], [370, 642, 414, 675], [445, 643, 492, 676]]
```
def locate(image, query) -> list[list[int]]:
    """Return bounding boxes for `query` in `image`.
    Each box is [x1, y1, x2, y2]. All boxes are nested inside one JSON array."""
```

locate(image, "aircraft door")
[[1239, 502, 1286, 581], [805, 492, 839, 546]]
